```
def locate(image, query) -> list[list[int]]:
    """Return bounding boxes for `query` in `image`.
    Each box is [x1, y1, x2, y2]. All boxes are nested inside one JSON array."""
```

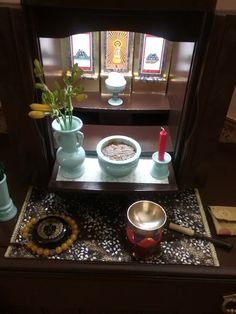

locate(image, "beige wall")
[[216, 0, 236, 11]]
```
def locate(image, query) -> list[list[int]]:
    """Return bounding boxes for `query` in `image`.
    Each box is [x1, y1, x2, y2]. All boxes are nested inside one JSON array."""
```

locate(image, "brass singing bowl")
[[127, 200, 167, 236]]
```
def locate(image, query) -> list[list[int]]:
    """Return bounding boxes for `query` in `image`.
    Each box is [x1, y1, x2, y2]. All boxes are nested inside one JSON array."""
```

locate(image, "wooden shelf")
[[74, 92, 170, 113], [48, 161, 178, 193], [49, 123, 177, 193], [82, 124, 173, 155]]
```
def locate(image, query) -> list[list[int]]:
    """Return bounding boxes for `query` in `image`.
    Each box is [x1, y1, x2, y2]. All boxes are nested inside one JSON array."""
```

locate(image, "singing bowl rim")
[[127, 200, 167, 232]]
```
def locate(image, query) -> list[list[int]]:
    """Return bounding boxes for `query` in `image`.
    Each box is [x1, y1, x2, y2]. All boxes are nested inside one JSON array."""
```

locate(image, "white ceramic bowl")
[[105, 72, 126, 89], [96, 135, 141, 177]]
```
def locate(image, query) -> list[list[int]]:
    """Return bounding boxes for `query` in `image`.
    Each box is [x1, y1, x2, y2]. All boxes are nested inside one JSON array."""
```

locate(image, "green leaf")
[[73, 86, 84, 94], [31, 58, 86, 126], [53, 81, 61, 91], [35, 83, 47, 91], [33, 59, 44, 79]]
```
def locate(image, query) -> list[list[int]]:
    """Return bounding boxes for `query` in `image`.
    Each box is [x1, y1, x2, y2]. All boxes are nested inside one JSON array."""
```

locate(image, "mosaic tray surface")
[[5, 187, 219, 266]]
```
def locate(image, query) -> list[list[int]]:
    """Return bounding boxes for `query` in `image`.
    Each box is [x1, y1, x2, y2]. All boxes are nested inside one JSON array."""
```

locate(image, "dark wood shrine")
[[0, 1, 236, 313], [1, 0, 235, 190]]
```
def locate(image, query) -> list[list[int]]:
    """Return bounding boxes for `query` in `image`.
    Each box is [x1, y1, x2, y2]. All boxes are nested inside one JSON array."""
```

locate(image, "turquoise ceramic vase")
[[52, 116, 86, 179], [0, 174, 17, 222]]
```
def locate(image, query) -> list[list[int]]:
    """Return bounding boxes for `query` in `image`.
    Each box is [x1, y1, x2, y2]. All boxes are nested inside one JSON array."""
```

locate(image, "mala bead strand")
[[22, 214, 79, 256]]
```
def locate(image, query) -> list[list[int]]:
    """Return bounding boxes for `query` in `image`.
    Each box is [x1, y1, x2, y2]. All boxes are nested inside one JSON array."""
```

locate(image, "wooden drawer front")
[[1, 271, 236, 313]]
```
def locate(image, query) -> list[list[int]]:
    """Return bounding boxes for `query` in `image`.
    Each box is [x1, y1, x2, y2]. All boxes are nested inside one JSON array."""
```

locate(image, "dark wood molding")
[[0, 7, 50, 185], [176, 14, 236, 188], [21, 0, 217, 12], [21, 3, 212, 42]]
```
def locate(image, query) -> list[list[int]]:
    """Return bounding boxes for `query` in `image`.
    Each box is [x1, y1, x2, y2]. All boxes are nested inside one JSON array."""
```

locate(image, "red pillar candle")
[[158, 127, 168, 161]]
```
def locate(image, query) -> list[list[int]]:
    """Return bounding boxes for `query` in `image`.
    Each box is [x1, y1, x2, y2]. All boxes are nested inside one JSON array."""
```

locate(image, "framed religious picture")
[[140, 34, 165, 75], [101, 31, 134, 74], [71, 32, 99, 78]]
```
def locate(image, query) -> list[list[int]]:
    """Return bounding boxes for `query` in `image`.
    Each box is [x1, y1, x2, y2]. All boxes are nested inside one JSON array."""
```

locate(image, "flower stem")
[[68, 86, 73, 129]]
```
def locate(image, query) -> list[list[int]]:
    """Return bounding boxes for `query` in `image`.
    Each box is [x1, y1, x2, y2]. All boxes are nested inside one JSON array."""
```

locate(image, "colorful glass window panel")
[[140, 35, 165, 75], [71, 33, 93, 72], [104, 31, 130, 72]]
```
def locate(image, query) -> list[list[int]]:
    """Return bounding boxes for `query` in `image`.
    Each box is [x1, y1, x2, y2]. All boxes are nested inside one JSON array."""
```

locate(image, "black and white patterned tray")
[[5, 187, 219, 266]]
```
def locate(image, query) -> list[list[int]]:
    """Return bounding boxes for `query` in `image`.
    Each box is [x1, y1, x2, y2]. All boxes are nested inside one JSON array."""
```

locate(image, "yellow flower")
[[28, 111, 46, 119], [76, 94, 87, 102], [30, 103, 51, 112], [29, 59, 87, 128]]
